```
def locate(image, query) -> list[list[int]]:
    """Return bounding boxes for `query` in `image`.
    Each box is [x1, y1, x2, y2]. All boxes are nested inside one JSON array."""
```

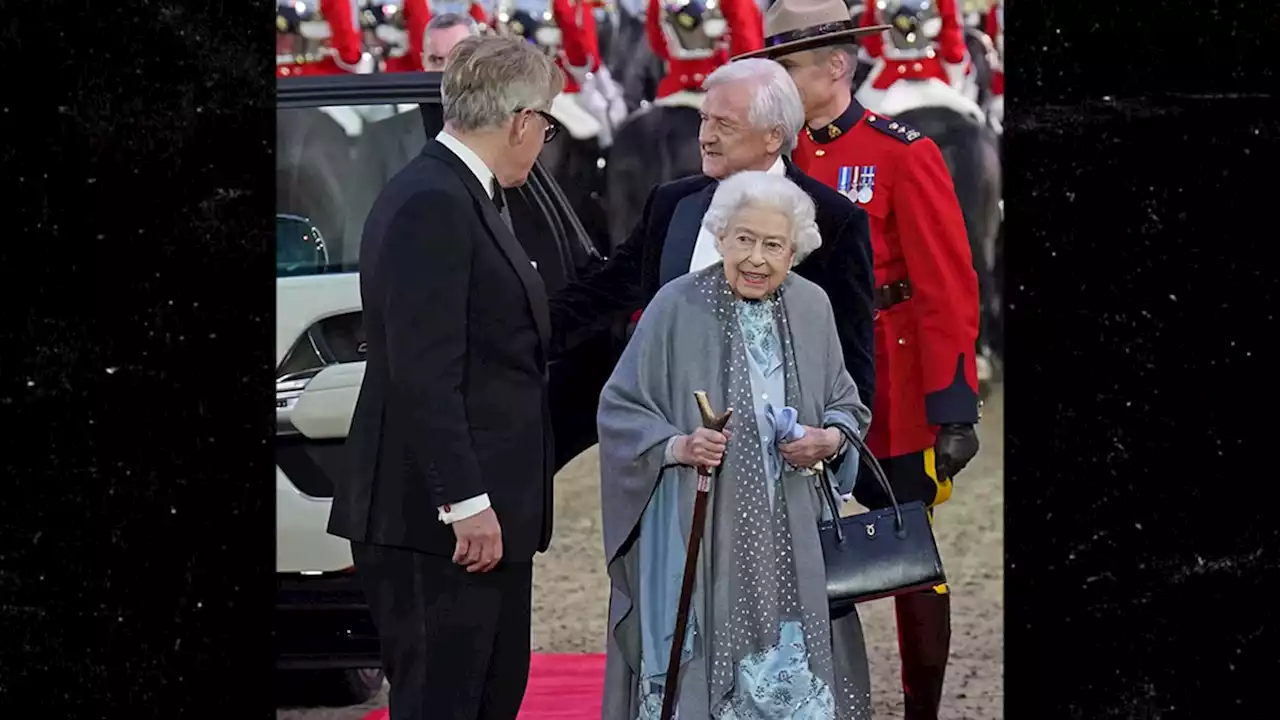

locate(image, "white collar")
[[436, 131, 495, 199], [717, 156, 786, 184]]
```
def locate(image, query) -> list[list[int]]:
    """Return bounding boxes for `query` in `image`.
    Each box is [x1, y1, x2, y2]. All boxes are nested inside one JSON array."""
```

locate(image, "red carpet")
[[360, 653, 606, 720]]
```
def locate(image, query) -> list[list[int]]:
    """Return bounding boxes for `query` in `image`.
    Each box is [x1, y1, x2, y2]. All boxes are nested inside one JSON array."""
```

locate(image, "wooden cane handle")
[[692, 391, 731, 479], [693, 391, 732, 432]]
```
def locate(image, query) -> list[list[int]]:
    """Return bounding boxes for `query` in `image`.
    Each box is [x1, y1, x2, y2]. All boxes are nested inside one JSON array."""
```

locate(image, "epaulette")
[[865, 115, 925, 144]]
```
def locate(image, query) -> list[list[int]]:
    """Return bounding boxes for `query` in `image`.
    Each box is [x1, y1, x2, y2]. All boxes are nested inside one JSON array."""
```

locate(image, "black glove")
[[934, 423, 979, 482]]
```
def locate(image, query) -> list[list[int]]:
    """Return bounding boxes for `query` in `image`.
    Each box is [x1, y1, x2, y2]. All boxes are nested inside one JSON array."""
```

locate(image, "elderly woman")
[[598, 171, 874, 720]]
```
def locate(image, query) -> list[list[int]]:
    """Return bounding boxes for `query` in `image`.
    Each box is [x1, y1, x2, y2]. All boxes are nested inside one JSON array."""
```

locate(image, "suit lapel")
[[785, 158, 833, 266], [423, 141, 552, 361], [658, 182, 717, 288]]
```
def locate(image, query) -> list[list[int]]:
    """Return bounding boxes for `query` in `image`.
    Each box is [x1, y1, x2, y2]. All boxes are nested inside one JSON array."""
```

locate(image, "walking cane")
[[659, 391, 732, 720]]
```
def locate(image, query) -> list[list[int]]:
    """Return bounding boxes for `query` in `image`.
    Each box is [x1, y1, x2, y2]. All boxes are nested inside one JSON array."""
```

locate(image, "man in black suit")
[[327, 35, 565, 720], [552, 57, 877, 413]]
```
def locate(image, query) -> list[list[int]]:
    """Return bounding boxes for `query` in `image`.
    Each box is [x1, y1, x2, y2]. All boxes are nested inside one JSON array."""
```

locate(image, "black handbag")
[[815, 430, 946, 609]]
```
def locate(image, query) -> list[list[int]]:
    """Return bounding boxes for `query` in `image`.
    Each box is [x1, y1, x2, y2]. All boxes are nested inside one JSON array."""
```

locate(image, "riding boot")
[[895, 588, 952, 720]]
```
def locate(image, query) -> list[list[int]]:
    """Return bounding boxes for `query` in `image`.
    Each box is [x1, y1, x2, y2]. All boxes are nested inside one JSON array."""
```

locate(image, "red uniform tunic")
[[384, 0, 491, 73], [552, 0, 603, 94], [645, 0, 763, 98], [984, 1, 1004, 96], [276, 0, 365, 78], [792, 101, 979, 459], [857, 0, 967, 90]]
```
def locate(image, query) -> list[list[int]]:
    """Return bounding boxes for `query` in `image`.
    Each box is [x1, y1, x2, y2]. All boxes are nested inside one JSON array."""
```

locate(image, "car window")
[[277, 94, 597, 293], [276, 103, 426, 277]]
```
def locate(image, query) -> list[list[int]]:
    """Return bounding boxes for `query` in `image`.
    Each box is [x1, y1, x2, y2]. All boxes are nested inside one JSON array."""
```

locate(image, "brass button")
[[897, 337, 907, 345], [913, 62, 923, 72], [815, 149, 826, 157], [898, 64, 907, 74]]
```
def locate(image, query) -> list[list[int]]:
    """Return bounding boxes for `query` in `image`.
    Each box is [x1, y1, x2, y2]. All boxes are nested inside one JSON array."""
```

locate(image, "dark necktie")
[[491, 177, 513, 232]]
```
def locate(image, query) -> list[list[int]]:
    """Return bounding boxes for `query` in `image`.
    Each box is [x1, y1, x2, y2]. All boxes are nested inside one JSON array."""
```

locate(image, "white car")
[[276, 72, 622, 705]]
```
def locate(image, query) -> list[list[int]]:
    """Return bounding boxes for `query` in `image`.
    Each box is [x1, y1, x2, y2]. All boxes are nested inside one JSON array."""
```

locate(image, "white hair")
[[703, 171, 822, 266], [702, 58, 806, 154], [441, 35, 563, 132], [426, 12, 480, 34]]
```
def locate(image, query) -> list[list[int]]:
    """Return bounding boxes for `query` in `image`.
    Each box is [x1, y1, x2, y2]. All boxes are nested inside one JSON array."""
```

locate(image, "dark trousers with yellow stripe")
[[853, 448, 952, 720]]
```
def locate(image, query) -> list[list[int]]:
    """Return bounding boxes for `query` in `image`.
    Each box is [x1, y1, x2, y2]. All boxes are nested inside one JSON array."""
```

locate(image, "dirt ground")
[[280, 387, 1003, 720]]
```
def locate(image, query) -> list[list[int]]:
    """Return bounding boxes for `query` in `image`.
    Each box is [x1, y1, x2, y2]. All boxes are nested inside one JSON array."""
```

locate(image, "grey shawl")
[[597, 265, 873, 719]]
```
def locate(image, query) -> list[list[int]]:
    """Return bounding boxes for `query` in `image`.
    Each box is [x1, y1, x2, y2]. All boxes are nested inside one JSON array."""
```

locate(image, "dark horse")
[[611, 8, 666, 110], [893, 104, 1003, 368], [504, 8, 617, 254], [539, 129, 611, 254], [535, 5, 667, 255], [963, 26, 998, 123], [604, 104, 704, 249], [547, 4, 690, 253]]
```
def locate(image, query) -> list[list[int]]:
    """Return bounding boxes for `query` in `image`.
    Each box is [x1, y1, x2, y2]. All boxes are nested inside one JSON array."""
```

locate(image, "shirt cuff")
[[438, 493, 491, 524], [663, 435, 681, 466]]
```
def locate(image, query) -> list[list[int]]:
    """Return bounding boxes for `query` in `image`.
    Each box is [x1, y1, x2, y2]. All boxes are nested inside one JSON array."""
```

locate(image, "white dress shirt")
[[436, 130, 494, 200], [432, 130, 494, 525], [686, 156, 787, 273]]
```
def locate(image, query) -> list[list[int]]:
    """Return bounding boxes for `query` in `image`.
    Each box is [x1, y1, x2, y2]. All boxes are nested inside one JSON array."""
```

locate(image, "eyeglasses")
[[515, 107, 560, 144], [727, 234, 791, 260]]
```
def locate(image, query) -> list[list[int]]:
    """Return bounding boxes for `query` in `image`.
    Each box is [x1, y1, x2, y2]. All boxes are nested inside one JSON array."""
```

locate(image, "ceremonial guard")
[[276, 0, 375, 77], [552, 0, 629, 145], [853, 0, 985, 122], [646, 0, 764, 106], [858, 0, 967, 91], [495, 0, 627, 145], [737, 0, 981, 717], [385, 0, 492, 72]]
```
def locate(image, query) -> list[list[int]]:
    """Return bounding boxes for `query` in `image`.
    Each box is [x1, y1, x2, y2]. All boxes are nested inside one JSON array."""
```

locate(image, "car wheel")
[[277, 667, 385, 708]]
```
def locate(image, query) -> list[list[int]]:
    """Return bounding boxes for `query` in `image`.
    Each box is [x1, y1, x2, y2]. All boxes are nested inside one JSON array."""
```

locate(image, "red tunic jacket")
[[277, 0, 365, 78], [646, 0, 763, 97], [552, 0, 603, 93], [985, 1, 1004, 95], [858, 0, 966, 90], [793, 102, 979, 459]]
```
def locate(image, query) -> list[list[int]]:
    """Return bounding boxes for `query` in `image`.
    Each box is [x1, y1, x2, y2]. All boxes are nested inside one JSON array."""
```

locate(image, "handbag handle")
[[816, 428, 905, 543], [772, 290, 905, 539]]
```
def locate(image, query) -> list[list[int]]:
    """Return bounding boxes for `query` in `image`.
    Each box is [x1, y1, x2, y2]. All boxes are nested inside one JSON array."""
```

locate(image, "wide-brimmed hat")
[[733, 0, 890, 61]]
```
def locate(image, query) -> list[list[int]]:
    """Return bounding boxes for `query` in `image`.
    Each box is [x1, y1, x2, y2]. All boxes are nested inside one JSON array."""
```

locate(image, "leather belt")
[[874, 279, 913, 311]]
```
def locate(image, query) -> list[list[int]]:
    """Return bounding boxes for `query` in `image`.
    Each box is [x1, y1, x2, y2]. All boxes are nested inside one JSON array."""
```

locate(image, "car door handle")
[[291, 362, 368, 440]]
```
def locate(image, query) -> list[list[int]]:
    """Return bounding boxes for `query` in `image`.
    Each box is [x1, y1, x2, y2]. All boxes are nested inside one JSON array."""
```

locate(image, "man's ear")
[[827, 49, 850, 81], [765, 126, 785, 155], [510, 111, 529, 145]]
